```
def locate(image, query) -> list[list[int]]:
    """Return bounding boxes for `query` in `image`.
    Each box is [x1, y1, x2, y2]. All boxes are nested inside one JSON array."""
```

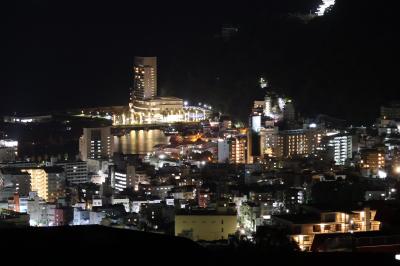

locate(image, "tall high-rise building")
[[217, 139, 230, 163], [230, 136, 247, 164], [361, 149, 386, 174], [132, 56, 157, 101], [217, 136, 247, 164], [259, 126, 279, 156], [21, 167, 65, 202], [319, 133, 352, 165], [79, 127, 114, 161]]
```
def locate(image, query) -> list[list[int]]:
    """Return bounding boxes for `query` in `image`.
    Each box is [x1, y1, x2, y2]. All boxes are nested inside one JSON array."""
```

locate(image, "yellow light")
[[395, 166, 400, 174]]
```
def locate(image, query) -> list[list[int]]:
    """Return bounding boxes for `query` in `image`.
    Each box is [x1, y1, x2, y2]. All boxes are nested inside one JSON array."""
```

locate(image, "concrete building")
[[111, 197, 130, 213], [79, 127, 114, 161], [283, 101, 295, 121], [361, 149, 386, 175], [276, 129, 323, 158], [319, 133, 353, 165], [217, 139, 230, 163], [259, 126, 279, 156], [27, 192, 49, 226], [0, 167, 31, 198], [132, 56, 157, 101], [277, 130, 308, 157], [56, 161, 89, 185], [0, 208, 29, 227], [111, 165, 136, 192], [175, 208, 237, 241], [381, 103, 400, 120], [230, 136, 247, 164], [274, 207, 381, 251], [217, 136, 247, 164], [239, 202, 271, 233], [22, 167, 65, 202], [151, 184, 175, 200], [0, 139, 18, 162]]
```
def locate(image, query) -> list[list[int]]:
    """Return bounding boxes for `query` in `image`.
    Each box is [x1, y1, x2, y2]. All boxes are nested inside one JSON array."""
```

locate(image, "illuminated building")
[[277, 130, 308, 157], [217, 139, 230, 163], [131, 56, 157, 101], [231, 136, 247, 164], [55, 161, 89, 185], [276, 129, 323, 158], [197, 188, 210, 208], [361, 149, 386, 175], [130, 97, 186, 124], [259, 126, 279, 156], [110, 165, 136, 192], [252, 100, 265, 115], [175, 207, 237, 241], [274, 207, 381, 251], [79, 127, 114, 161], [263, 92, 291, 121], [111, 55, 212, 125], [22, 167, 65, 202], [319, 133, 352, 165], [218, 136, 247, 164], [239, 202, 272, 233]]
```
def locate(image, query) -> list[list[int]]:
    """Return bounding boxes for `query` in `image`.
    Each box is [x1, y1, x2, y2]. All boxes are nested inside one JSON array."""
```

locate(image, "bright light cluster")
[[317, 0, 335, 16]]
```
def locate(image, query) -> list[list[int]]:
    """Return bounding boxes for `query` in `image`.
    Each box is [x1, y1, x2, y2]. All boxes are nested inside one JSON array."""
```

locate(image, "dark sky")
[[1, 0, 399, 123]]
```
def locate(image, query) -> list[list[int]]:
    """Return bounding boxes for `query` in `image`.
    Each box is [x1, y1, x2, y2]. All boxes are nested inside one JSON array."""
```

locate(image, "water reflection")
[[114, 129, 170, 155]]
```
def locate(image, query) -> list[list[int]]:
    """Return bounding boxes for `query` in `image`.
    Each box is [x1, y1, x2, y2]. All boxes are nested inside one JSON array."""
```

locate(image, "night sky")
[[1, 0, 399, 123]]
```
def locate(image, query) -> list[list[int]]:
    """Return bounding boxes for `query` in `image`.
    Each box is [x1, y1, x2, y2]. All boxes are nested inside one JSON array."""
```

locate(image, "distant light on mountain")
[[317, 0, 335, 16]]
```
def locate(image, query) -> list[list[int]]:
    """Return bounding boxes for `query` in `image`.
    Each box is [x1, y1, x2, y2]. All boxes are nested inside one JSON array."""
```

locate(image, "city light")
[[378, 170, 387, 179], [317, 0, 335, 16], [395, 166, 400, 174]]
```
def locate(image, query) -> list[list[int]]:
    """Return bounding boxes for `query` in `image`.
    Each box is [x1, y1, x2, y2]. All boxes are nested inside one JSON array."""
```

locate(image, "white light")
[[309, 123, 317, 128], [317, 0, 335, 16], [184, 101, 188, 106], [378, 170, 387, 179], [395, 254, 400, 261]]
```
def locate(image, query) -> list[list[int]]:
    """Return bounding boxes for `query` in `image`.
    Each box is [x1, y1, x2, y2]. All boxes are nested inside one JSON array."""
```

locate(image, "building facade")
[[79, 127, 114, 161], [131, 56, 157, 101]]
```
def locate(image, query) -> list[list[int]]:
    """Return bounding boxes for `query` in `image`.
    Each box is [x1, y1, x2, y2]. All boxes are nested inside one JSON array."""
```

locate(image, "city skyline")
[[2, 0, 400, 264]]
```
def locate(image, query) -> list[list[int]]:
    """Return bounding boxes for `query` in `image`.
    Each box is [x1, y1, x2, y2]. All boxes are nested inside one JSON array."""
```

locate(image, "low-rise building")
[[273, 207, 381, 251], [175, 207, 237, 241]]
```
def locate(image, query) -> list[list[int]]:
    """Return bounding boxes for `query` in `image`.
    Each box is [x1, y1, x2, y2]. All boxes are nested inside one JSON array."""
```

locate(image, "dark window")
[[221, 228, 224, 233], [313, 225, 321, 232], [324, 213, 336, 222], [221, 219, 224, 224]]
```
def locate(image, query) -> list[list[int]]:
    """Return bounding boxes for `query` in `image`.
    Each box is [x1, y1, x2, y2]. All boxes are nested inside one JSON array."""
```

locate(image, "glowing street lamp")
[[395, 166, 400, 174]]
